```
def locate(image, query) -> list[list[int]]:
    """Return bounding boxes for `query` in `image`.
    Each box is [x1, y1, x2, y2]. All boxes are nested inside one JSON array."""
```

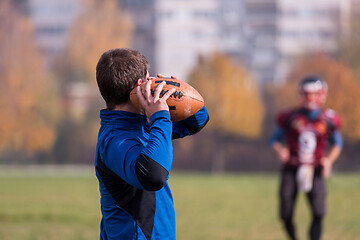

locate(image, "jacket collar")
[[100, 109, 146, 128]]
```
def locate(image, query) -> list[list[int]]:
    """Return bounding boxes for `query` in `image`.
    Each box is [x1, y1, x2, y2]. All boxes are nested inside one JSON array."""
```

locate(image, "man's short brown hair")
[[96, 48, 149, 109]]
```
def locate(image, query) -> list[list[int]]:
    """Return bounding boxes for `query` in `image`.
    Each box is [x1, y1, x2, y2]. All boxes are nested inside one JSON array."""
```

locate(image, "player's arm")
[[131, 80, 175, 190], [270, 127, 289, 163], [102, 80, 175, 191], [323, 145, 342, 164], [104, 113, 173, 191], [321, 129, 343, 178], [171, 106, 209, 139]]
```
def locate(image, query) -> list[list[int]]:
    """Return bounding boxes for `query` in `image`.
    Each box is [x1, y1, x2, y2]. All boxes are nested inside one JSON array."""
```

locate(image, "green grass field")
[[0, 169, 359, 240]]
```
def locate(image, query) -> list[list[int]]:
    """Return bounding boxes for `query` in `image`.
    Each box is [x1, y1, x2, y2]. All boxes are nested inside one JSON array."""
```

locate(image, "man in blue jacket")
[[95, 48, 209, 240]]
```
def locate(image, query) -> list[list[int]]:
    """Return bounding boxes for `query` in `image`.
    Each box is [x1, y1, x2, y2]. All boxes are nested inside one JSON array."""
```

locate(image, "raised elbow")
[[135, 154, 169, 191]]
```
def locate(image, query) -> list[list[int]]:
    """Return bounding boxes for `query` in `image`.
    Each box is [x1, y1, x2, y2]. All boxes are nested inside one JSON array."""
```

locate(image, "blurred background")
[[1, 0, 360, 173]]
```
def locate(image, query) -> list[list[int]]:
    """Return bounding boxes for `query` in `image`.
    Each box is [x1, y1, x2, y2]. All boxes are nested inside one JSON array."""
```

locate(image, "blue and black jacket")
[[95, 106, 208, 240]]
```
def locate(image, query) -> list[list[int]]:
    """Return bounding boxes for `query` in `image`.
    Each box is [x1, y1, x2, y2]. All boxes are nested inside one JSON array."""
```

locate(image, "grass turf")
[[0, 170, 359, 240]]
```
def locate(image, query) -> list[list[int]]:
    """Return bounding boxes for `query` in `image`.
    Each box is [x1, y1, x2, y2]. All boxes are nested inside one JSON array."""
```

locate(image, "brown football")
[[129, 77, 204, 122]]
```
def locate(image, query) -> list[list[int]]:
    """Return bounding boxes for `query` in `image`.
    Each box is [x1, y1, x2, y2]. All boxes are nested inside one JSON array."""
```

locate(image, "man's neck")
[[112, 102, 142, 114], [300, 107, 322, 121]]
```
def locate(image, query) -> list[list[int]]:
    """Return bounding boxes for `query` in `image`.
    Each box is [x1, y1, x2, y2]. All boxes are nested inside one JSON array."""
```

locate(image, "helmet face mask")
[[298, 76, 327, 110]]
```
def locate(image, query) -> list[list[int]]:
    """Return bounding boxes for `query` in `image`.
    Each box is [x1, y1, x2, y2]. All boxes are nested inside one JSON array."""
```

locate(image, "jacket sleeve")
[[137, 110, 174, 190], [104, 110, 173, 191], [171, 106, 209, 139]]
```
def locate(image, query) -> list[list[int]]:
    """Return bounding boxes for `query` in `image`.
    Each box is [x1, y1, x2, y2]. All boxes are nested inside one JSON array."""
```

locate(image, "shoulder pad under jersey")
[[322, 108, 341, 129]]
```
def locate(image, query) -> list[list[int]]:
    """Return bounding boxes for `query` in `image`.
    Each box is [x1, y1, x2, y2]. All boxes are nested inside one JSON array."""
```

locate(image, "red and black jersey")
[[276, 107, 341, 167]]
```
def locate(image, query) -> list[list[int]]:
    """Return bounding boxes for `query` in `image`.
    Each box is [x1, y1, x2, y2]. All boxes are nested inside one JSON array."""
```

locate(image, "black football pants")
[[279, 167, 327, 240]]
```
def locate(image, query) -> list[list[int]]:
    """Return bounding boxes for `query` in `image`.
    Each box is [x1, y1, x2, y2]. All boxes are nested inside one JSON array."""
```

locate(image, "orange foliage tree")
[[274, 54, 360, 141], [0, 0, 59, 156], [62, 0, 133, 84], [187, 52, 264, 172], [189, 52, 264, 138]]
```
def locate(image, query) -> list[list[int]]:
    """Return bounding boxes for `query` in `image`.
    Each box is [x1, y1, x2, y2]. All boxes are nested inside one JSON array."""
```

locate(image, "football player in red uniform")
[[270, 75, 343, 240]]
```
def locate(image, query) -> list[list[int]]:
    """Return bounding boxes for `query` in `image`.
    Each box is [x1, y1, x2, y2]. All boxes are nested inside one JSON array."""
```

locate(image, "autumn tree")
[[0, 0, 59, 160], [61, 0, 133, 85], [189, 52, 264, 137], [53, 0, 133, 163], [274, 54, 360, 141], [187, 52, 264, 172]]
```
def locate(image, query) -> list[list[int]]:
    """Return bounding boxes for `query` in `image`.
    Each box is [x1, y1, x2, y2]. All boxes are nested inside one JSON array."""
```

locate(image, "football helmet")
[[298, 75, 328, 110]]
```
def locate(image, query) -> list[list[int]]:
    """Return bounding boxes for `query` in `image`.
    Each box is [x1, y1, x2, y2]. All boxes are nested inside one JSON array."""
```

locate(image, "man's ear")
[[135, 79, 142, 87]]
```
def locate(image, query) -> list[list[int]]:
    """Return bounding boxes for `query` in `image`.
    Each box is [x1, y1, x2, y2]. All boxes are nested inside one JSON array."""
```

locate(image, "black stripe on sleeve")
[[135, 153, 169, 191]]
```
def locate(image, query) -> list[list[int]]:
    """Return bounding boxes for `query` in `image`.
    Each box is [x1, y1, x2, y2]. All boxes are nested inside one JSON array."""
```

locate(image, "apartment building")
[[24, 0, 357, 84], [245, 0, 277, 85], [124, 0, 351, 84], [27, 0, 81, 64], [275, 0, 341, 83], [122, 0, 245, 81]]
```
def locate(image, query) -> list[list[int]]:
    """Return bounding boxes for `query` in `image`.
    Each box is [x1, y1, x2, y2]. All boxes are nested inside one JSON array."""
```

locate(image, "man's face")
[[299, 79, 327, 110], [300, 91, 324, 110]]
